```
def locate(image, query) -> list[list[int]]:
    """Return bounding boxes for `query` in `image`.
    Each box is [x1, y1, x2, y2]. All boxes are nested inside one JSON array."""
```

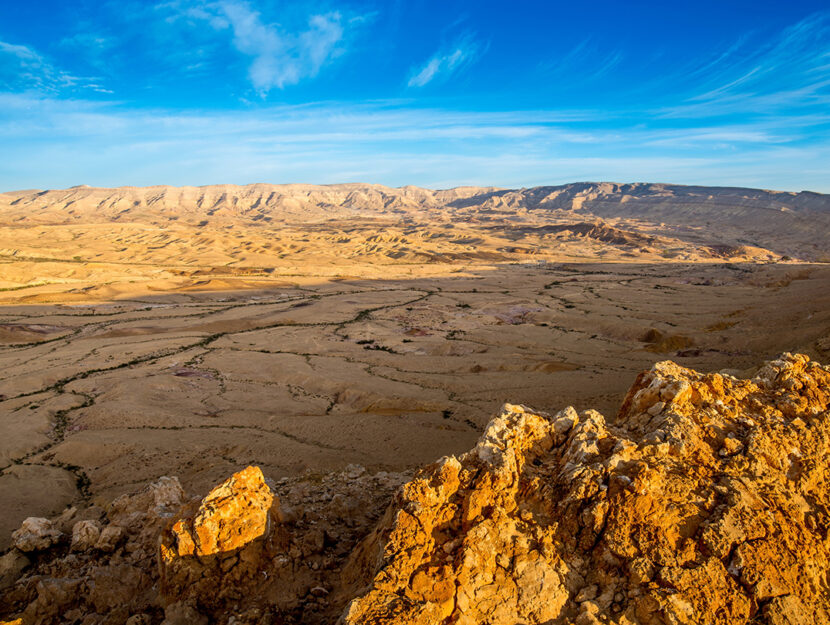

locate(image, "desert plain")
[[0, 182, 828, 548]]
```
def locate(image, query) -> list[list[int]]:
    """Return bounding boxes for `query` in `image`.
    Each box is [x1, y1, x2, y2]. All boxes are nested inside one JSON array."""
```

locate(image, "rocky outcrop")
[[162, 465, 276, 559], [1, 353, 828, 624], [340, 353, 830, 624], [157, 465, 287, 613], [0, 477, 184, 624]]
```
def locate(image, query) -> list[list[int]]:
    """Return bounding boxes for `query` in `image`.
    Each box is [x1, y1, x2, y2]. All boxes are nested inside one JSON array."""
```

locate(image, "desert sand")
[[0, 182, 829, 623]]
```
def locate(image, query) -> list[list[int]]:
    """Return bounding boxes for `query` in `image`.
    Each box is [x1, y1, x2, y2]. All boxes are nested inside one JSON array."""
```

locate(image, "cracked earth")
[[2, 260, 829, 549]]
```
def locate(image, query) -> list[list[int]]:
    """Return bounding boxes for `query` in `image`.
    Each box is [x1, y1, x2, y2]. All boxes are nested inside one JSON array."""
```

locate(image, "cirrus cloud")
[[408, 35, 482, 88], [0, 40, 103, 93]]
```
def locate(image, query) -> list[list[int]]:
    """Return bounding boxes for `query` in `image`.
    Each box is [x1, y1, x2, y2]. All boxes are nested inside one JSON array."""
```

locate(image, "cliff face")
[[2, 353, 829, 625]]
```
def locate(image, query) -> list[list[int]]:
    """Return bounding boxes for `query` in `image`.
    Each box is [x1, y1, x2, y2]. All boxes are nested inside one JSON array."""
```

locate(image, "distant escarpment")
[[1, 182, 829, 260], [2, 353, 830, 624]]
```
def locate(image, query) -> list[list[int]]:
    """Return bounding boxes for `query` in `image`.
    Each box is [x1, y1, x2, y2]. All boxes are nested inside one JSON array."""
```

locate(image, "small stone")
[[647, 401, 665, 416], [302, 528, 326, 556], [629, 558, 654, 584], [95, 525, 125, 552], [0, 550, 30, 590], [150, 476, 186, 516], [344, 464, 366, 479], [576, 584, 599, 602], [82, 505, 106, 522], [53, 506, 78, 534], [161, 602, 208, 625], [576, 600, 603, 625], [12, 517, 62, 552], [71, 519, 102, 551], [276, 504, 299, 524], [553, 406, 579, 436], [719, 436, 744, 457], [330, 493, 359, 518]]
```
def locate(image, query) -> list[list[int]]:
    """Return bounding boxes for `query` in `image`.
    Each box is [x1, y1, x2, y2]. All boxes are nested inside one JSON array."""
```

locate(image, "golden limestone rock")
[[163, 465, 275, 559], [339, 353, 830, 625], [158, 466, 284, 611]]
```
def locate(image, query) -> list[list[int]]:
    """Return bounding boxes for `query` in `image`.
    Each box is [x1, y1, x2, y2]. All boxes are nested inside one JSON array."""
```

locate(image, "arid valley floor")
[[1, 182, 830, 624]]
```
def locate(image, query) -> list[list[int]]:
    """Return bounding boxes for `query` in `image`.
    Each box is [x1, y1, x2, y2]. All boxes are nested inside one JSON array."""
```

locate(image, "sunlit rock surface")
[[342, 353, 830, 624]]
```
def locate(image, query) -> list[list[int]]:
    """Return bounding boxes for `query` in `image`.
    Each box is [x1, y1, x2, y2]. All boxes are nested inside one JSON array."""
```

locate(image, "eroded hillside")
[[1, 182, 829, 302]]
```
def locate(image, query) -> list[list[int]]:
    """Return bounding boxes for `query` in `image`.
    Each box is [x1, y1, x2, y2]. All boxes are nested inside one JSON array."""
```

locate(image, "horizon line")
[[2, 180, 825, 196]]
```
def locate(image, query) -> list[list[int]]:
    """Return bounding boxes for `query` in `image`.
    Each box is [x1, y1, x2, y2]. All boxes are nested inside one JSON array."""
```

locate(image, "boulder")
[[70, 519, 102, 552], [158, 465, 283, 610], [11, 517, 61, 552], [164, 465, 275, 559]]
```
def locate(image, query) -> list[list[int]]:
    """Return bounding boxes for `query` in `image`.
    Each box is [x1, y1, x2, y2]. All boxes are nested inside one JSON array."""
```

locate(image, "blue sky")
[[1, 1, 829, 192]]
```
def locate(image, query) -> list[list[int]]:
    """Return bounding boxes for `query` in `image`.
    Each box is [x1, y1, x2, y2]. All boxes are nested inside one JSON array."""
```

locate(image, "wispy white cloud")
[[1, 94, 828, 192], [60, 32, 115, 52], [221, 3, 343, 92], [0, 41, 41, 63], [408, 35, 481, 87], [537, 38, 623, 85], [0, 40, 102, 93], [659, 11, 830, 118], [167, 1, 348, 94]]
